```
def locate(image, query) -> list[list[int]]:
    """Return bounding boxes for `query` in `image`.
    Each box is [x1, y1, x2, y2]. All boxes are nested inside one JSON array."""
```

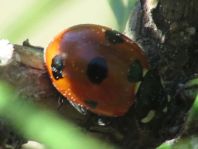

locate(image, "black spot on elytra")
[[51, 55, 64, 80], [86, 57, 108, 84], [84, 99, 98, 109], [127, 60, 143, 82], [105, 29, 124, 44]]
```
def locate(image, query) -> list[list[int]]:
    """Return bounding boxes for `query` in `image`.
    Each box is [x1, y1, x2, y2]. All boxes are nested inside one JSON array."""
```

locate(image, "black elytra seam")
[[105, 29, 124, 44], [86, 57, 108, 84], [51, 55, 64, 80], [127, 60, 143, 82], [84, 99, 98, 109]]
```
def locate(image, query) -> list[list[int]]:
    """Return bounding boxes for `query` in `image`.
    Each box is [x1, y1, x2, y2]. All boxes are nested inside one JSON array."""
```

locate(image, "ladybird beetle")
[[44, 24, 149, 117]]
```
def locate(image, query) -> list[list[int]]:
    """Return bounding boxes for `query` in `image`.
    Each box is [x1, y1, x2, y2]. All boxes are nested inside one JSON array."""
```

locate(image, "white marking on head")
[[141, 110, 156, 123], [163, 106, 168, 113]]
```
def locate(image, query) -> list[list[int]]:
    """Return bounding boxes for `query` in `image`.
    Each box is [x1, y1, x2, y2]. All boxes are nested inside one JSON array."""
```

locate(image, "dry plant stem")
[[0, 44, 84, 122], [0, 44, 86, 149]]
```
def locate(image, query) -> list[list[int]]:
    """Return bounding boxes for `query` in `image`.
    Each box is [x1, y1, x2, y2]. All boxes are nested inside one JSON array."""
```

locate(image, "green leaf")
[[0, 81, 116, 149]]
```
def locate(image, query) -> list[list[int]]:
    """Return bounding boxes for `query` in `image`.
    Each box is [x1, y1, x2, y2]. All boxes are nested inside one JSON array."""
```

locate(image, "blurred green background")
[[0, 0, 198, 149], [0, 0, 135, 47]]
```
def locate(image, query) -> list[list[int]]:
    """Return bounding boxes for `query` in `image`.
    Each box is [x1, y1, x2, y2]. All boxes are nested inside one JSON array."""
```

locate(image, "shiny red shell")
[[45, 24, 149, 117]]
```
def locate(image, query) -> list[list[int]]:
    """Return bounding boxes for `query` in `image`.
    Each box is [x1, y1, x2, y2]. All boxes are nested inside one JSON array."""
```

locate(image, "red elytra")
[[44, 24, 149, 117]]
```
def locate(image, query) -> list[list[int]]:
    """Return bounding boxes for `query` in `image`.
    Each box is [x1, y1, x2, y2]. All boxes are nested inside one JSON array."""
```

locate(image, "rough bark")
[[127, 0, 198, 148]]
